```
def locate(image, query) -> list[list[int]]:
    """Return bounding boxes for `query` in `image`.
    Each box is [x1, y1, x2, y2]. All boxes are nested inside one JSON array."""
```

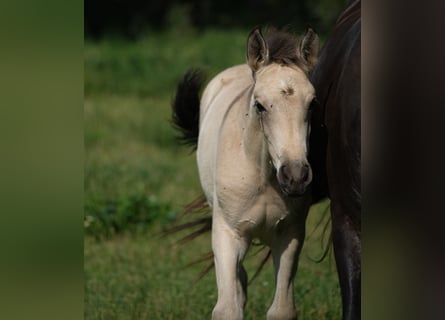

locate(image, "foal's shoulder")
[[201, 64, 252, 109]]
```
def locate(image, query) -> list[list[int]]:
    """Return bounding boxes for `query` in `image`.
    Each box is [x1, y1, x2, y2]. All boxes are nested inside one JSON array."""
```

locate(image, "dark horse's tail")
[[172, 69, 205, 149]]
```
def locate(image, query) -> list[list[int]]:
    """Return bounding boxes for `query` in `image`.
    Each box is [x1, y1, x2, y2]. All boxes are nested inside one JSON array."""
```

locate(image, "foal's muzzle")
[[277, 160, 312, 196]]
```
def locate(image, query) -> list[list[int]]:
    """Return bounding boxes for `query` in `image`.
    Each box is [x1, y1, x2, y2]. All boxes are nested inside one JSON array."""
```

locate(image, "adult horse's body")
[[309, 1, 361, 319], [173, 27, 319, 320]]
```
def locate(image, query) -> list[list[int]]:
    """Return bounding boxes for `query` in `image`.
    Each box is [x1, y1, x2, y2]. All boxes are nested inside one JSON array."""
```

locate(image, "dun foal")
[[173, 27, 319, 320]]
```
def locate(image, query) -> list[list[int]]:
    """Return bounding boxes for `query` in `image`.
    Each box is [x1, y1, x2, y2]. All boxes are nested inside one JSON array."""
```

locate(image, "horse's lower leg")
[[332, 210, 361, 320], [211, 213, 249, 320], [267, 229, 303, 320]]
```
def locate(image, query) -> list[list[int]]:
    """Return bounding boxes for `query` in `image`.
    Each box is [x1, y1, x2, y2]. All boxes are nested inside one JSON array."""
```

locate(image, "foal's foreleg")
[[212, 212, 249, 320], [267, 227, 304, 320]]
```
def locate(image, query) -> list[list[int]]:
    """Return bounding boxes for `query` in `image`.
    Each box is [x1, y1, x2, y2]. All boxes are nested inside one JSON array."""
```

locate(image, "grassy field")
[[84, 28, 340, 319]]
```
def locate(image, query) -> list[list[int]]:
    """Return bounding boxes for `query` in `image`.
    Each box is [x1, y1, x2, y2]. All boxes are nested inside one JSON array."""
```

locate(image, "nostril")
[[301, 165, 309, 182], [302, 164, 312, 185], [278, 165, 291, 186]]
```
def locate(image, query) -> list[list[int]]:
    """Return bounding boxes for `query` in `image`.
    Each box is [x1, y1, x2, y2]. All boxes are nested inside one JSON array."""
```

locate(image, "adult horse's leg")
[[331, 202, 361, 320], [267, 222, 305, 320], [212, 209, 250, 320]]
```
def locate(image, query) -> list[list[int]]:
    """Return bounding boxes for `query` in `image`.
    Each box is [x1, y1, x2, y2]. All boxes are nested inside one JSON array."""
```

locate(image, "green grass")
[[84, 202, 340, 320], [84, 28, 340, 319], [85, 29, 248, 98]]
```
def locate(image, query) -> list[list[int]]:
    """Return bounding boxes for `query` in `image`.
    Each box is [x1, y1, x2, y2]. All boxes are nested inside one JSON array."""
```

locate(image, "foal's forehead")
[[255, 64, 314, 96]]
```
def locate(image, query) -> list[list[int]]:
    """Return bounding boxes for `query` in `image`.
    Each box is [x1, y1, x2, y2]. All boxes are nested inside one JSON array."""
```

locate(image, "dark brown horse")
[[308, 1, 361, 319]]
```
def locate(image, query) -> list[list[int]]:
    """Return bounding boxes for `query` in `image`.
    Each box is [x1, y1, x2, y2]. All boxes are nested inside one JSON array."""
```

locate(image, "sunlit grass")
[[84, 29, 248, 98], [84, 94, 200, 202], [84, 200, 340, 320]]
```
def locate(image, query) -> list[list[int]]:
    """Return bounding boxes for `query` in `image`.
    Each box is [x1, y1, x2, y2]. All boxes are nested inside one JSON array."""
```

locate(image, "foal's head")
[[246, 27, 319, 196]]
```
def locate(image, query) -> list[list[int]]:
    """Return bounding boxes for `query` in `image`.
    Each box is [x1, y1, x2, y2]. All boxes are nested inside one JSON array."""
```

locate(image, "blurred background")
[[85, 0, 345, 40], [84, 1, 345, 319]]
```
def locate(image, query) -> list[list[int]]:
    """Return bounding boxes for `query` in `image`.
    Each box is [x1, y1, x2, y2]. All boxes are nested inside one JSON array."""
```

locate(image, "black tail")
[[172, 69, 206, 149]]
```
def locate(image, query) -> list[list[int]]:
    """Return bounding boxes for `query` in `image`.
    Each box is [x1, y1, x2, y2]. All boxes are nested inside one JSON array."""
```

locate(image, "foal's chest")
[[216, 180, 306, 243]]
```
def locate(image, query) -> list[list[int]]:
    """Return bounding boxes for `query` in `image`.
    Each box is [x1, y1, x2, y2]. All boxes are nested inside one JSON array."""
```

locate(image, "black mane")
[[263, 28, 304, 69]]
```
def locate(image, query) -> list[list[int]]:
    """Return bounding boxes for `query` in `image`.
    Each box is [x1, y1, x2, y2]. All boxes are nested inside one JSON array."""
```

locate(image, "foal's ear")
[[246, 27, 269, 72], [297, 27, 320, 71]]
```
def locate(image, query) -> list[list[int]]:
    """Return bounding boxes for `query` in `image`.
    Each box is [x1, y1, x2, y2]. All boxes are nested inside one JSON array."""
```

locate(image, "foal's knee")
[[212, 303, 243, 320], [267, 307, 297, 320]]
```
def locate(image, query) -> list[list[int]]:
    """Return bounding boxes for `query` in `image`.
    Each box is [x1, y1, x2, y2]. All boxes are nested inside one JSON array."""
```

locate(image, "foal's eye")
[[254, 101, 267, 113]]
